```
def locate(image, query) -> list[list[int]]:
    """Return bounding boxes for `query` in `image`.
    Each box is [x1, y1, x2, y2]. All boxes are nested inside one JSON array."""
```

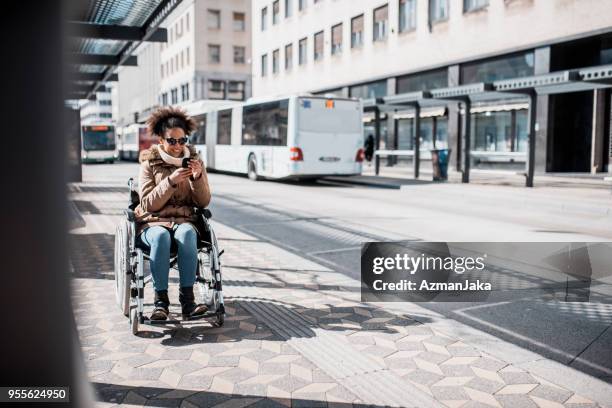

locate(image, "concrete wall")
[[252, 0, 612, 97]]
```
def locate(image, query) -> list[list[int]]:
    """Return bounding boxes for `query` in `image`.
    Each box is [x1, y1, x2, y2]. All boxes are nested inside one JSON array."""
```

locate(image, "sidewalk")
[[69, 181, 609, 407]]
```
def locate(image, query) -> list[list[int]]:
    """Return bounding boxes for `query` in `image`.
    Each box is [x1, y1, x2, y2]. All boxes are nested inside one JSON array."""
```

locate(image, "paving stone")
[[404, 369, 444, 386], [430, 386, 470, 401], [465, 377, 505, 395], [495, 394, 538, 408], [499, 372, 538, 385], [185, 391, 231, 408], [528, 384, 572, 404]]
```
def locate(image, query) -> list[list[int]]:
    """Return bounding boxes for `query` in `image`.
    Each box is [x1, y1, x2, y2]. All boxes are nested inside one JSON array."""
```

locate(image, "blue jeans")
[[138, 224, 198, 291]]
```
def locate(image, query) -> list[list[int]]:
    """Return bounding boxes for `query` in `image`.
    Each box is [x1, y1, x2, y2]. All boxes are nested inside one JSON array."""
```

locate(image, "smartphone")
[[181, 158, 192, 168]]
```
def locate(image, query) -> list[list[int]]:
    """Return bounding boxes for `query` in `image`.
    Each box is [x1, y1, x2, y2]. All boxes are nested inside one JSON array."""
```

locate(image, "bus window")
[[82, 127, 116, 151], [298, 99, 361, 134], [217, 110, 232, 145], [242, 99, 288, 146], [192, 114, 207, 144]]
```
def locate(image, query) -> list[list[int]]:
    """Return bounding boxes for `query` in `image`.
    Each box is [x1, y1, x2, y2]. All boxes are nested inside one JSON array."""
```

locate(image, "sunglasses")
[[164, 136, 189, 145]]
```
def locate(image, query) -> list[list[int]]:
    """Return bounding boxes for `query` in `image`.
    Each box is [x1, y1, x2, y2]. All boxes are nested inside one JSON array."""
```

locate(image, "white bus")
[[184, 95, 364, 180], [118, 123, 157, 161], [81, 124, 117, 163]]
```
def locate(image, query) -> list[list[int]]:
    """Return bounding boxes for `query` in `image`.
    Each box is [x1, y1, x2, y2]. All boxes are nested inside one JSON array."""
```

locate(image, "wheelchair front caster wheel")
[[215, 313, 224, 327], [130, 308, 139, 335]]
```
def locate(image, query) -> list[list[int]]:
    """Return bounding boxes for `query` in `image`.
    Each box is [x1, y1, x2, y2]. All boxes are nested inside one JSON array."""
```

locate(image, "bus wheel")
[[248, 155, 260, 181]]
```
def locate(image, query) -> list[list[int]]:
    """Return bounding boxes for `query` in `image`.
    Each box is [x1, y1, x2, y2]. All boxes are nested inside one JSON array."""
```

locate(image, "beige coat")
[[135, 144, 211, 234]]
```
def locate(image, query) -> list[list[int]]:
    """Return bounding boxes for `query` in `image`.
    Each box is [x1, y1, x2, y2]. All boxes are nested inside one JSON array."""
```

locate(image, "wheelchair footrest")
[[143, 311, 221, 325]]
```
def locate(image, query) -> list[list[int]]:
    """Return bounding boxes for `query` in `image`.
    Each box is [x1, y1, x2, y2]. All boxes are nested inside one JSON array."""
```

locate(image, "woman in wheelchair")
[[135, 107, 211, 321]]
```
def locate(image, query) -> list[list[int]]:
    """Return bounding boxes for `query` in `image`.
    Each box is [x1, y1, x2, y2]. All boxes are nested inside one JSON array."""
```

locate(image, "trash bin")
[[430, 148, 451, 181]]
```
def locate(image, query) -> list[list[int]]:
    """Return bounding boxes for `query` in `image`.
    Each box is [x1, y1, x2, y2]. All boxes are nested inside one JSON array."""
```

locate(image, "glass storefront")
[[470, 109, 528, 152], [396, 115, 448, 151]]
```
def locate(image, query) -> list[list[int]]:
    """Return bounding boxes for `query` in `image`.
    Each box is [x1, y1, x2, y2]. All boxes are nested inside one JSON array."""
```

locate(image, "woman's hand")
[[168, 167, 192, 186], [189, 159, 203, 179]]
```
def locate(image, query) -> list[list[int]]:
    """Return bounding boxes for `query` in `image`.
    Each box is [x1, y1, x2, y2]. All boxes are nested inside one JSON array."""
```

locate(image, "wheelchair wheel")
[[114, 220, 131, 317]]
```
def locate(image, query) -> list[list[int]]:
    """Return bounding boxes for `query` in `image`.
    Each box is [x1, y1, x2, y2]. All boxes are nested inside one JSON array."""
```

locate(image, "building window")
[[160, 64, 164, 78], [429, 0, 449, 24], [373, 5, 388, 42], [180, 50, 184, 68], [351, 14, 364, 48], [460, 52, 535, 84], [234, 46, 246, 63], [349, 80, 387, 99], [285, 43, 293, 70], [273, 1, 280, 24], [217, 109, 232, 145], [399, 0, 416, 32], [261, 54, 268, 76], [331, 23, 342, 55], [181, 83, 190, 101], [228, 81, 246, 101], [171, 88, 178, 104], [298, 37, 307, 65], [397, 68, 448, 93], [285, 0, 292, 17], [186, 12, 190, 31], [186, 47, 190, 65], [272, 49, 280, 73], [314, 31, 324, 61], [209, 80, 226, 99], [207, 9, 221, 29], [464, 0, 488, 12], [208, 44, 220, 63], [261, 7, 268, 31], [233, 12, 245, 31], [299, 0, 307, 11]]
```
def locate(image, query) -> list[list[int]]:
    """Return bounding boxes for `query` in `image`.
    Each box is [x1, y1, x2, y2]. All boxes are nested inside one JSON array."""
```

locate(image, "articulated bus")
[[81, 124, 117, 163], [118, 123, 157, 161], [183, 94, 364, 180]]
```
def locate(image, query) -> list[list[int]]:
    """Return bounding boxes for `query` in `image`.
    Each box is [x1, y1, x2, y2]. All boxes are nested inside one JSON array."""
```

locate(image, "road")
[[71, 162, 612, 407]]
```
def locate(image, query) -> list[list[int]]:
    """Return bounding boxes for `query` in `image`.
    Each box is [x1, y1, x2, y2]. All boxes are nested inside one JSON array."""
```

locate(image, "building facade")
[[80, 85, 114, 125], [116, 42, 161, 127], [252, 0, 612, 174], [159, 0, 252, 107], [116, 0, 252, 128]]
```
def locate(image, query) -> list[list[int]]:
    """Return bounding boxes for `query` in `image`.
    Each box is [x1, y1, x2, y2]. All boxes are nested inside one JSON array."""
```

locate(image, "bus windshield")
[[83, 129, 116, 151]]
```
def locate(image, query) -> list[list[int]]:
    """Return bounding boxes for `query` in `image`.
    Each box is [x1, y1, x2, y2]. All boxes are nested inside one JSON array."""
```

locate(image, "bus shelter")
[[365, 64, 612, 187]]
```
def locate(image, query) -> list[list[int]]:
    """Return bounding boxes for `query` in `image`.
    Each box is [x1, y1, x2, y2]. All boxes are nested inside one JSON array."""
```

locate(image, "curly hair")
[[147, 106, 197, 137]]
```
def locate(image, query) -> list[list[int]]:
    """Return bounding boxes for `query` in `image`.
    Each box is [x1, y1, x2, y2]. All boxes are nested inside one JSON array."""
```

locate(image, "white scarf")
[[156, 144, 190, 167]]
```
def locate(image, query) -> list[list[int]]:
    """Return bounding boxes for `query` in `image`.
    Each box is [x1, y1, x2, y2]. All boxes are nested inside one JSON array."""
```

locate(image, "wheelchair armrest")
[[124, 209, 136, 222], [194, 207, 212, 219]]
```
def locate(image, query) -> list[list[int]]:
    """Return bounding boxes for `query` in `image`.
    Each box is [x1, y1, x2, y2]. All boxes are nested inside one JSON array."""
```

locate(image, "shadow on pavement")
[[91, 381, 381, 407]]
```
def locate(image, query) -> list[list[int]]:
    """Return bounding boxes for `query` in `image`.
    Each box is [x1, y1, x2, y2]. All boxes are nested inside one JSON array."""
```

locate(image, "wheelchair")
[[114, 178, 225, 335]]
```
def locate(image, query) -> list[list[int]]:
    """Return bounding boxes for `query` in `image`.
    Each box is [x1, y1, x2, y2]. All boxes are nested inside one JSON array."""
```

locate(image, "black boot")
[[151, 290, 170, 321], [179, 286, 207, 320]]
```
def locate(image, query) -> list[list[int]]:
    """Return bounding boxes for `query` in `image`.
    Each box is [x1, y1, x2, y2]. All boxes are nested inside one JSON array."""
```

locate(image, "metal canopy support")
[[68, 72, 118, 82], [381, 91, 433, 180], [431, 84, 492, 183], [413, 104, 421, 179], [69, 53, 137, 66], [526, 91, 537, 187], [66, 22, 167, 42], [374, 107, 381, 175]]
